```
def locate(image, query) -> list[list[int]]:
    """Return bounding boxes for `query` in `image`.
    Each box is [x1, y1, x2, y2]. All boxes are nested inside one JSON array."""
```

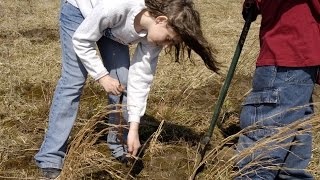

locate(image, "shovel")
[[189, 5, 256, 180]]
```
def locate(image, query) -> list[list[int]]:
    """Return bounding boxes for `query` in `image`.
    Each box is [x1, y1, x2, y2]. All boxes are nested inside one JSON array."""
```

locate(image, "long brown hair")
[[145, 0, 219, 72]]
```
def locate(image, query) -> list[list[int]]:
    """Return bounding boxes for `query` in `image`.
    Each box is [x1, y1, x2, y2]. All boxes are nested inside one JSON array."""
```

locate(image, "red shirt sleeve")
[[310, 0, 320, 16]]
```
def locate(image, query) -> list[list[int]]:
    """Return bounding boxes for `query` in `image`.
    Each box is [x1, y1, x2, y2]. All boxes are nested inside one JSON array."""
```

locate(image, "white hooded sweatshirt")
[[67, 0, 162, 123]]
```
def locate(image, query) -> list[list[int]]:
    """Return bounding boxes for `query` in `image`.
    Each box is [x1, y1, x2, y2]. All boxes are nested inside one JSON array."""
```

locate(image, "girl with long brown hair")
[[35, 0, 219, 178]]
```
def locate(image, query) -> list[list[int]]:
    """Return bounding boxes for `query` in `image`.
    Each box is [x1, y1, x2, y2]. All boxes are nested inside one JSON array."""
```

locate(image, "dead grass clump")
[[61, 108, 128, 179], [1, 0, 320, 179], [193, 114, 320, 180], [139, 120, 196, 180]]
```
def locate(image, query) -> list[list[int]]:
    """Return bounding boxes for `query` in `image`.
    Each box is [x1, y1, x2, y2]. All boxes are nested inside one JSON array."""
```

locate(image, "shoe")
[[41, 168, 61, 179]]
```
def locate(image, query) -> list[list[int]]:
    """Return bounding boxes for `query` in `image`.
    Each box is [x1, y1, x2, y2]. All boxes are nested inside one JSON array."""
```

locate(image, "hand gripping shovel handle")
[[189, 6, 256, 180]]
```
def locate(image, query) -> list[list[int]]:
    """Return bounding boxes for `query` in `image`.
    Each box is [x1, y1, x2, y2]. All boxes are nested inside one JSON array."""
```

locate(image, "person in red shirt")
[[234, 0, 320, 179]]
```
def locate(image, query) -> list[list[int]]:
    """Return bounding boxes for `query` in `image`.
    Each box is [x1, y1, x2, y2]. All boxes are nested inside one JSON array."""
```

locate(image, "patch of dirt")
[[18, 27, 59, 44], [1, 150, 36, 170], [15, 80, 52, 101], [0, 28, 59, 44], [219, 112, 240, 137], [143, 146, 191, 180]]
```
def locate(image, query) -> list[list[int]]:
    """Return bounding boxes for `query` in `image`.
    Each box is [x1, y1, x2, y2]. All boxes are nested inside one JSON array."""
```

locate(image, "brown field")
[[1, 0, 320, 179]]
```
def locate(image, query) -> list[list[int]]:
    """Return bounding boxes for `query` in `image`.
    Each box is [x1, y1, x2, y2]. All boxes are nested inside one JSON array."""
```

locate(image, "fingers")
[[128, 146, 136, 156], [127, 138, 141, 157], [128, 145, 133, 155], [132, 148, 138, 157], [117, 84, 125, 92], [111, 84, 125, 96], [107, 77, 125, 96], [111, 89, 121, 96], [128, 144, 140, 157], [98, 75, 121, 95], [116, 84, 125, 95]]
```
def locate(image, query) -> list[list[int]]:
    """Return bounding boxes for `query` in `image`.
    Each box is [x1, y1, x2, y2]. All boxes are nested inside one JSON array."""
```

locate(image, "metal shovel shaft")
[[205, 12, 253, 145], [190, 7, 255, 180]]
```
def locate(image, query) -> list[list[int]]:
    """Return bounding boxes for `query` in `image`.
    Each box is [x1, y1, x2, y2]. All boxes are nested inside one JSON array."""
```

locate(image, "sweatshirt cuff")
[[128, 115, 141, 123], [94, 70, 109, 81]]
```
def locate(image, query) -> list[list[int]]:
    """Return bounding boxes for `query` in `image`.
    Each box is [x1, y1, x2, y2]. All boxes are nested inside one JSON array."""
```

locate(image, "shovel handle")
[[189, 5, 256, 180]]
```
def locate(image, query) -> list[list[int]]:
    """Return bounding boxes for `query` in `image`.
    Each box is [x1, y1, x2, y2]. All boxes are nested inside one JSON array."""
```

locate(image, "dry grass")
[[1, 0, 320, 179]]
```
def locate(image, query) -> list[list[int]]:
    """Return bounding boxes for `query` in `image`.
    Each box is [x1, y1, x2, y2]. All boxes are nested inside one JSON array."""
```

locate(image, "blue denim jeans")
[[34, 2, 129, 169], [235, 66, 317, 180]]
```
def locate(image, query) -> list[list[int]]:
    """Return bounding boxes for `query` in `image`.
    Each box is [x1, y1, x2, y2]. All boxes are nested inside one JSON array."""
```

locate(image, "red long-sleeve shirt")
[[252, 0, 320, 67]]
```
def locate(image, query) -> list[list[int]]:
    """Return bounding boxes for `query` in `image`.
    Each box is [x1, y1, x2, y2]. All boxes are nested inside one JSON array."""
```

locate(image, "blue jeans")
[[34, 2, 129, 169], [235, 66, 317, 180]]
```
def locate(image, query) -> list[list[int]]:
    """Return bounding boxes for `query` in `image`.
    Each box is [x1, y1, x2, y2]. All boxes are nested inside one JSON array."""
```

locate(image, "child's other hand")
[[127, 122, 141, 157], [98, 75, 124, 95]]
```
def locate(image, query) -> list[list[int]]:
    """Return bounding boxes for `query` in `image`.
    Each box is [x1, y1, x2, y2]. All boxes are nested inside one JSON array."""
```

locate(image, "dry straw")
[[1, 0, 320, 179]]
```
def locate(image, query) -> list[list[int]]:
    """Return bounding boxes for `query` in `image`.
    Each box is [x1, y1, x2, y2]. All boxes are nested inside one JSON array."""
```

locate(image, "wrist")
[[97, 75, 108, 83], [128, 115, 141, 124], [129, 122, 140, 131]]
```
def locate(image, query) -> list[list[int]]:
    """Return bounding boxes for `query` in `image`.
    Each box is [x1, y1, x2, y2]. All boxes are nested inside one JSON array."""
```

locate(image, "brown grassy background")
[[0, 0, 319, 179]]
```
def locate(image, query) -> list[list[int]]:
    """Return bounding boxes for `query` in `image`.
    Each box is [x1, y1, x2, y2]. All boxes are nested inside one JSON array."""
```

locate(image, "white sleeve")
[[127, 41, 162, 123], [72, 2, 123, 80], [74, 0, 95, 18]]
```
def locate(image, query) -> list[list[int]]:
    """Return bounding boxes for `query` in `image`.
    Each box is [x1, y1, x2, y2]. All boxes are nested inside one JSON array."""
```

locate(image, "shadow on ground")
[[90, 113, 203, 179]]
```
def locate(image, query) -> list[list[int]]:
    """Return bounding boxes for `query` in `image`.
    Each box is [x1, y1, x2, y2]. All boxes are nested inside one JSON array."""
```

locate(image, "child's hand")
[[127, 122, 141, 157], [98, 75, 125, 95]]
